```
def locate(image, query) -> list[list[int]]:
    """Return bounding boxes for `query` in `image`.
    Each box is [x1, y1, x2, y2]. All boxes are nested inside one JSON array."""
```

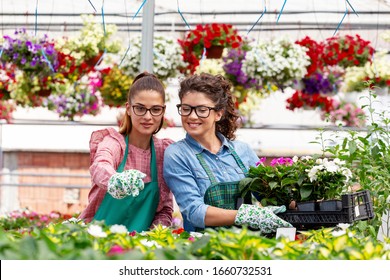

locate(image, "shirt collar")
[[184, 132, 230, 154]]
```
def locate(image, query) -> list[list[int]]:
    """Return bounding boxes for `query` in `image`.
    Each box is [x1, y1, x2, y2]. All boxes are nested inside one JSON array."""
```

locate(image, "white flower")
[[323, 160, 339, 173], [189, 232, 204, 238], [121, 35, 187, 81], [140, 239, 162, 248], [341, 167, 353, 182], [87, 225, 107, 238], [306, 165, 324, 182], [332, 229, 346, 237], [292, 156, 299, 162], [109, 224, 128, 234], [242, 37, 310, 89], [337, 223, 351, 230]]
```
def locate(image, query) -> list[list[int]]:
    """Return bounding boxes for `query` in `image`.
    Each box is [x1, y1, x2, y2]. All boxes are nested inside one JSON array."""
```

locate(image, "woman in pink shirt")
[[79, 72, 174, 231]]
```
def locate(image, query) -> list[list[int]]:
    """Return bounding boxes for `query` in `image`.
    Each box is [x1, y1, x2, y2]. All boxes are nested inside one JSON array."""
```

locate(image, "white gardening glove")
[[107, 169, 146, 199], [234, 204, 293, 234]]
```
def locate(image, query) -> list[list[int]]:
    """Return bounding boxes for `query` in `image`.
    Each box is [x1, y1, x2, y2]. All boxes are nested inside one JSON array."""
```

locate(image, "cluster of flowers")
[[322, 34, 374, 68], [0, 208, 72, 231], [0, 100, 15, 123], [1, 28, 59, 75], [321, 100, 366, 127], [243, 37, 310, 91], [242, 155, 354, 207], [121, 35, 186, 82], [286, 90, 335, 113], [45, 72, 102, 120], [179, 23, 243, 74]]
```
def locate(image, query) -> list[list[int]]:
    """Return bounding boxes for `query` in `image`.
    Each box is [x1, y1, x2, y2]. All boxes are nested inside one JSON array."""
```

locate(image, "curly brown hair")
[[119, 72, 166, 135], [178, 73, 239, 140]]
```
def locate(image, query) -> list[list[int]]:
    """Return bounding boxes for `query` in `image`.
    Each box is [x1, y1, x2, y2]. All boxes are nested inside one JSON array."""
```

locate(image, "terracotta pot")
[[85, 52, 104, 67], [37, 89, 51, 97], [206, 45, 224, 59]]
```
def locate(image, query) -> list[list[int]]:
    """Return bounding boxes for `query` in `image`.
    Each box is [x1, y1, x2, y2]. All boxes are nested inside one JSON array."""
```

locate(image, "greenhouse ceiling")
[[0, 0, 389, 47]]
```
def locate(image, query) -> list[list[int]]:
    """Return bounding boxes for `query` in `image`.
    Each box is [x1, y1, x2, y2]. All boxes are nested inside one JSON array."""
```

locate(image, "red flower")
[[172, 227, 185, 235], [286, 90, 336, 113], [179, 23, 242, 74]]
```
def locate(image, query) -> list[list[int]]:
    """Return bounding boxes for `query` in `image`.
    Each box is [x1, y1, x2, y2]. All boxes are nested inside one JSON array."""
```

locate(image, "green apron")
[[94, 136, 159, 232], [194, 146, 251, 231]]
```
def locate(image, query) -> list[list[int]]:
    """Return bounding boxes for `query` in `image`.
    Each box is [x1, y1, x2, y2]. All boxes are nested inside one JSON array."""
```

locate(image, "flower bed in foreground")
[[0, 210, 389, 260]]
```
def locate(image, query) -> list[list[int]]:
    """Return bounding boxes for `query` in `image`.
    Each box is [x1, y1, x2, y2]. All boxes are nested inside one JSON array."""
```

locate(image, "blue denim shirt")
[[163, 132, 259, 230]]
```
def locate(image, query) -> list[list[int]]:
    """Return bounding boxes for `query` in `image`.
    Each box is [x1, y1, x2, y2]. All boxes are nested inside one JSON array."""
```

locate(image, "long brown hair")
[[178, 73, 239, 140], [119, 72, 166, 135]]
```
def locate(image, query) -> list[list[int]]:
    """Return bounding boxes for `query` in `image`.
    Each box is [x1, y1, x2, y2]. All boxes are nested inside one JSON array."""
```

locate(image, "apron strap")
[[117, 135, 129, 172], [196, 145, 247, 185], [228, 146, 248, 174], [150, 138, 158, 182], [196, 153, 218, 185]]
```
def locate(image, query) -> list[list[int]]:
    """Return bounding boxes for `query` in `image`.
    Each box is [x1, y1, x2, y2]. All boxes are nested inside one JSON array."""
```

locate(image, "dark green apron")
[[94, 136, 159, 232], [194, 146, 251, 231]]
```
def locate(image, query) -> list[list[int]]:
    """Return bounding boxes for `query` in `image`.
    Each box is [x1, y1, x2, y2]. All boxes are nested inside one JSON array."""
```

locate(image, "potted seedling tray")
[[277, 190, 374, 230]]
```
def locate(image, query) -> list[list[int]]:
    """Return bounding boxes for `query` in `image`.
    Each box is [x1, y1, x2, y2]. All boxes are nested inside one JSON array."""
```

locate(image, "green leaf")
[[281, 178, 297, 187], [349, 141, 357, 155], [300, 185, 313, 199], [269, 181, 278, 190]]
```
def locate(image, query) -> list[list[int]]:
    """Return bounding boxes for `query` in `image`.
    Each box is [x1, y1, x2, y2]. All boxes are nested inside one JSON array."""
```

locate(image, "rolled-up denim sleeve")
[[163, 144, 208, 228]]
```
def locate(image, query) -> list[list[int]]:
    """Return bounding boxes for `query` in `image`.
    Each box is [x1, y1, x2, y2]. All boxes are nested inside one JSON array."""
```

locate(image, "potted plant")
[[242, 37, 310, 91], [286, 90, 336, 112], [120, 35, 186, 82], [322, 34, 374, 69], [179, 23, 243, 73], [55, 14, 121, 66], [45, 72, 102, 120], [239, 156, 354, 209], [99, 65, 133, 107], [320, 100, 366, 127]]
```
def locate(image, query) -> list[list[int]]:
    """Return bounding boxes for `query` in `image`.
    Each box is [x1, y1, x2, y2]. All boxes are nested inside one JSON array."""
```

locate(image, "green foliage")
[[315, 84, 390, 234], [239, 156, 353, 206], [0, 222, 389, 260]]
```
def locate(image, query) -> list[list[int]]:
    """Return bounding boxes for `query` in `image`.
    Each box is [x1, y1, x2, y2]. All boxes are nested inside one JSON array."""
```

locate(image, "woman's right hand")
[[234, 204, 292, 234], [107, 169, 146, 199]]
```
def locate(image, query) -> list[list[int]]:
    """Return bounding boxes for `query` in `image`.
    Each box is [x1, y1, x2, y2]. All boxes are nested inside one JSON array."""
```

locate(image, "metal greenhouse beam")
[[140, 0, 155, 74]]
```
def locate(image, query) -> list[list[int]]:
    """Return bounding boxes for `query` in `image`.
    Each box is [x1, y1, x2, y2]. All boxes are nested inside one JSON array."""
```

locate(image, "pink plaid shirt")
[[79, 128, 174, 228]]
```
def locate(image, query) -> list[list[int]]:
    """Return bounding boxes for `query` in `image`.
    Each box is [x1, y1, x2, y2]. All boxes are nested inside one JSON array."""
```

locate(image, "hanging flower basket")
[[179, 23, 242, 73], [206, 45, 224, 59], [85, 51, 104, 67]]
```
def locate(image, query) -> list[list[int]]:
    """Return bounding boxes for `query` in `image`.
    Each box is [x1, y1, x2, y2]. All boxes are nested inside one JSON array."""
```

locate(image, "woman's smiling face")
[[180, 91, 223, 140]]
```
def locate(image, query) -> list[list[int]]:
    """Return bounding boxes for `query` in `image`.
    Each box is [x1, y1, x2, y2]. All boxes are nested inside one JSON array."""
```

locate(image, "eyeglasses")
[[132, 105, 165, 116], [176, 104, 217, 118]]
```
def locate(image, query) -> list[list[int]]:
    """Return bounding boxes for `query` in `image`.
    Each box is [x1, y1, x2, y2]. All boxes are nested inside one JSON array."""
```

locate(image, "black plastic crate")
[[277, 190, 374, 230]]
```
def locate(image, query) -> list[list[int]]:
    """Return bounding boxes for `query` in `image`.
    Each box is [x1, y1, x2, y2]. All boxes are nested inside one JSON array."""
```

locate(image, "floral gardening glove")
[[107, 169, 146, 199], [234, 204, 293, 234]]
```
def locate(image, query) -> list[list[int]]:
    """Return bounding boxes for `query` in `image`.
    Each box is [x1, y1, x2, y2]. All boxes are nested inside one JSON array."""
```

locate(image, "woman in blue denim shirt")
[[163, 73, 291, 233]]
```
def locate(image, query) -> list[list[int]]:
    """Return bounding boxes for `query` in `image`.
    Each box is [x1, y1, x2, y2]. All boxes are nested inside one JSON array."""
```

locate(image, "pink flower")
[[255, 157, 267, 166], [107, 245, 126, 256]]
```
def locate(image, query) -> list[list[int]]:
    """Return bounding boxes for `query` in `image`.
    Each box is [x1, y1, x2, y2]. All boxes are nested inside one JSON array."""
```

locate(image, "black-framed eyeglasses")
[[132, 105, 165, 116], [176, 104, 217, 118]]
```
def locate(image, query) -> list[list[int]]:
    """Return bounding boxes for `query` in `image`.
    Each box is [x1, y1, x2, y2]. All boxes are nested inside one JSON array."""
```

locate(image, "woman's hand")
[[107, 169, 146, 199], [234, 204, 292, 234]]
